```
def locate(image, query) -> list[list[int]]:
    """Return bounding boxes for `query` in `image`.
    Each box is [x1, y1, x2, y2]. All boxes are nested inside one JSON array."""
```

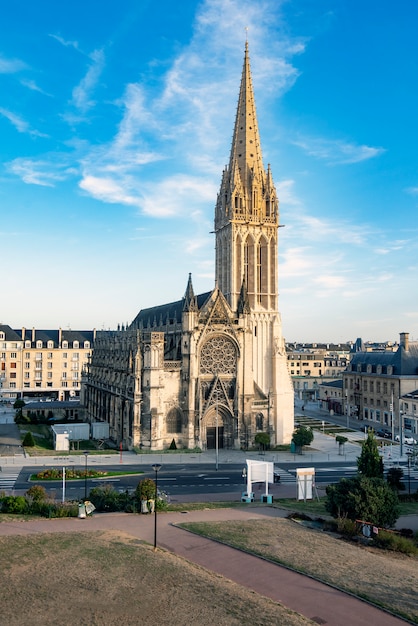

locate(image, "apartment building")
[[0, 325, 95, 403], [343, 332, 418, 433], [286, 343, 351, 402]]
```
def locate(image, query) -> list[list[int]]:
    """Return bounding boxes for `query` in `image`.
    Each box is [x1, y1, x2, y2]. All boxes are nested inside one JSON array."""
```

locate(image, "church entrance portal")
[[207, 426, 224, 450]]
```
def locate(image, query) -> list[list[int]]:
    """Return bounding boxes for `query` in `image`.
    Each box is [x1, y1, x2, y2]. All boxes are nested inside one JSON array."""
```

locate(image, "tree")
[[254, 432, 270, 452], [292, 425, 314, 453], [22, 431, 35, 447], [325, 476, 399, 528], [357, 431, 384, 478], [386, 467, 405, 491], [13, 399, 25, 410], [335, 435, 348, 455]]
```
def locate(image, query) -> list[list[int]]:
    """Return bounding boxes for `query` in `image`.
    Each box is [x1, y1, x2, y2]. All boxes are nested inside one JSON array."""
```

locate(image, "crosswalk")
[[0, 470, 20, 491]]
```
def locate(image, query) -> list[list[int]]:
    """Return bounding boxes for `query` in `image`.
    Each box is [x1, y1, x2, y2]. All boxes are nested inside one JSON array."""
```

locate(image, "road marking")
[[203, 477, 229, 480]]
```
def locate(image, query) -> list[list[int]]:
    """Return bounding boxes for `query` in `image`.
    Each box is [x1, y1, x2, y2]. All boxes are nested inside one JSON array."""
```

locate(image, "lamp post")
[[215, 399, 219, 471], [152, 463, 162, 550], [406, 452, 412, 495], [83, 451, 89, 501], [345, 390, 349, 429], [400, 411, 404, 459]]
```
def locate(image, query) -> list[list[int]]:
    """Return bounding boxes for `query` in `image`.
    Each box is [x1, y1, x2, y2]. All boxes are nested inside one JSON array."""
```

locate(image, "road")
[[12, 461, 418, 500]]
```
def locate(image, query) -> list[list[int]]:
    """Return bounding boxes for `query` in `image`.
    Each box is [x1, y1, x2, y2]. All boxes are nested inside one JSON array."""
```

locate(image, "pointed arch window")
[[167, 407, 182, 433]]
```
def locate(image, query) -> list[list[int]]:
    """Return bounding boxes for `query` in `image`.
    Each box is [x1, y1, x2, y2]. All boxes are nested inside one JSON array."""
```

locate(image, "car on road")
[[376, 428, 392, 439], [394, 434, 417, 445]]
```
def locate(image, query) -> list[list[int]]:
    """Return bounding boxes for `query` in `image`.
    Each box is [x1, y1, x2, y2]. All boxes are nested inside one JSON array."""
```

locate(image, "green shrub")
[[169, 438, 177, 450], [336, 516, 358, 537], [0, 495, 28, 514], [326, 476, 399, 527], [22, 431, 35, 447], [25, 485, 47, 502], [136, 478, 156, 502], [372, 530, 418, 555], [386, 467, 405, 491], [89, 484, 128, 512]]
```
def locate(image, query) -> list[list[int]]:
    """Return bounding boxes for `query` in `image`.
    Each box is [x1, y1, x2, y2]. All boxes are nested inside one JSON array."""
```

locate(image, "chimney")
[[21, 327, 25, 340], [400, 332, 409, 351], [32, 327, 36, 343]]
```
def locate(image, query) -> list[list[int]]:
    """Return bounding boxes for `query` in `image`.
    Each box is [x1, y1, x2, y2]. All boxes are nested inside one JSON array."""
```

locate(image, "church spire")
[[183, 273, 197, 312], [214, 43, 279, 312], [228, 41, 265, 193]]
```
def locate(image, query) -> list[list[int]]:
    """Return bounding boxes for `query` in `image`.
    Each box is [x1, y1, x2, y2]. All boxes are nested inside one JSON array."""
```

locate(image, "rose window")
[[200, 336, 236, 375]]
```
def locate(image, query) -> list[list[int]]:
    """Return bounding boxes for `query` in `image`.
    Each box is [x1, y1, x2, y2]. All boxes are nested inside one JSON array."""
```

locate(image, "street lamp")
[[345, 390, 350, 429], [152, 463, 162, 550], [406, 451, 412, 495], [83, 451, 89, 501], [215, 400, 219, 471]]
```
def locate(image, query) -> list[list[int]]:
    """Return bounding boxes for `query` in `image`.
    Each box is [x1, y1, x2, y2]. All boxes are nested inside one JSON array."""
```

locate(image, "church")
[[83, 43, 294, 450]]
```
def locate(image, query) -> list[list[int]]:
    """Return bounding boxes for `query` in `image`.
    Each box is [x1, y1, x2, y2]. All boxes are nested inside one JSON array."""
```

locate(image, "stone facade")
[[0, 325, 95, 402], [82, 44, 294, 450], [343, 332, 418, 433]]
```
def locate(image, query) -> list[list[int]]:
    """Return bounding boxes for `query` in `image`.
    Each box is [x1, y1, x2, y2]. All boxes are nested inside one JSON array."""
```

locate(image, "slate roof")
[[14, 328, 95, 348], [130, 292, 212, 329], [349, 342, 418, 376], [0, 325, 21, 341], [320, 379, 343, 389]]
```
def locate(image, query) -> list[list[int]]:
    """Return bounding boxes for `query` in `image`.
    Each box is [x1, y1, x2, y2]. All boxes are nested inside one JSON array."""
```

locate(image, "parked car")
[[376, 428, 392, 439], [394, 434, 417, 445]]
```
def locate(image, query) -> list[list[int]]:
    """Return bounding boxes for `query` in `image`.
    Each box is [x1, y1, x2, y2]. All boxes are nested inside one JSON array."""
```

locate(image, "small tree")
[[22, 431, 35, 447], [254, 432, 270, 452], [135, 478, 156, 502], [292, 425, 314, 453], [13, 399, 25, 410], [336, 435, 348, 456], [325, 476, 399, 527], [169, 438, 177, 450], [386, 467, 405, 491], [357, 431, 384, 478], [25, 485, 47, 502]]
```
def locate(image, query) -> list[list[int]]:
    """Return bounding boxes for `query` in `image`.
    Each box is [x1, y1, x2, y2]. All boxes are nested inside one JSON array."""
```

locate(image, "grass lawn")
[[179, 517, 418, 624], [0, 531, 312, 626]]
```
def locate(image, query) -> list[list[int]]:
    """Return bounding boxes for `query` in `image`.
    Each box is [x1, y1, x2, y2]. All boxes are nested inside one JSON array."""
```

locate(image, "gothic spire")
[[229, 41, 265, 193], [183, 273, 198, 312], [237, 277, 251, 315]]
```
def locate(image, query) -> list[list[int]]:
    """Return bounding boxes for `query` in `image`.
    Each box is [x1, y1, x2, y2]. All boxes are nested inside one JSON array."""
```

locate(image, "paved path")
[[0, 507, 408, 625]]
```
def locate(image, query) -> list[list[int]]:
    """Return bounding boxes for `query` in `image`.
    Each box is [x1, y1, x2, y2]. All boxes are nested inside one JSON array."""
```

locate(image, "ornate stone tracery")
[[200, 335, 237, 375]]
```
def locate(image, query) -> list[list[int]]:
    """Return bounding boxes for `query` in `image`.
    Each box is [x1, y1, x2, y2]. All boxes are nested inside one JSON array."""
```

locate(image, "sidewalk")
[[0, 429, 362, 467], [0, 507, 407, 626]]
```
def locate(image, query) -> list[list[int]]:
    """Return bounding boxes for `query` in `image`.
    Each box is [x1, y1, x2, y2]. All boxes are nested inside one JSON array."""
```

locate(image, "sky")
[[0, 0, 417, 344]]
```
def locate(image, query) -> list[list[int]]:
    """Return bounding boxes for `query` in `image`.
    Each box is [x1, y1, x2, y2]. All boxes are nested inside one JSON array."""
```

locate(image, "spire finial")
[[245, 26, 249, 45]]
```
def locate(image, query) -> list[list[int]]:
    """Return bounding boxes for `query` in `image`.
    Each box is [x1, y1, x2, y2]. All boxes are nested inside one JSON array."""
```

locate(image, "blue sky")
[[1, 0, 417, 343]]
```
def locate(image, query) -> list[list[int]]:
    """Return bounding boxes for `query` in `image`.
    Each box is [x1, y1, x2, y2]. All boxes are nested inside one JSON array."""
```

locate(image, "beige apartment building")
[[0, 325, 95, 403], [286, 343, 351, 403], [343, 332, 418, 435]]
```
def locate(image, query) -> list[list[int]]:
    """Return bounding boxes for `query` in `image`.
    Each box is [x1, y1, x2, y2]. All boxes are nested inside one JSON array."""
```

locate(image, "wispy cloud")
[[0, 107, 48, 137], [0, 55, 27, 73], [49, 34, 80, 51], [7, 158, 73, 186], [77, 0, 300, 213], [20, 79, 52, 97], [406, 186, 418, 195], [71, 48, 105, 113], [293, 136, 385, 164]]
